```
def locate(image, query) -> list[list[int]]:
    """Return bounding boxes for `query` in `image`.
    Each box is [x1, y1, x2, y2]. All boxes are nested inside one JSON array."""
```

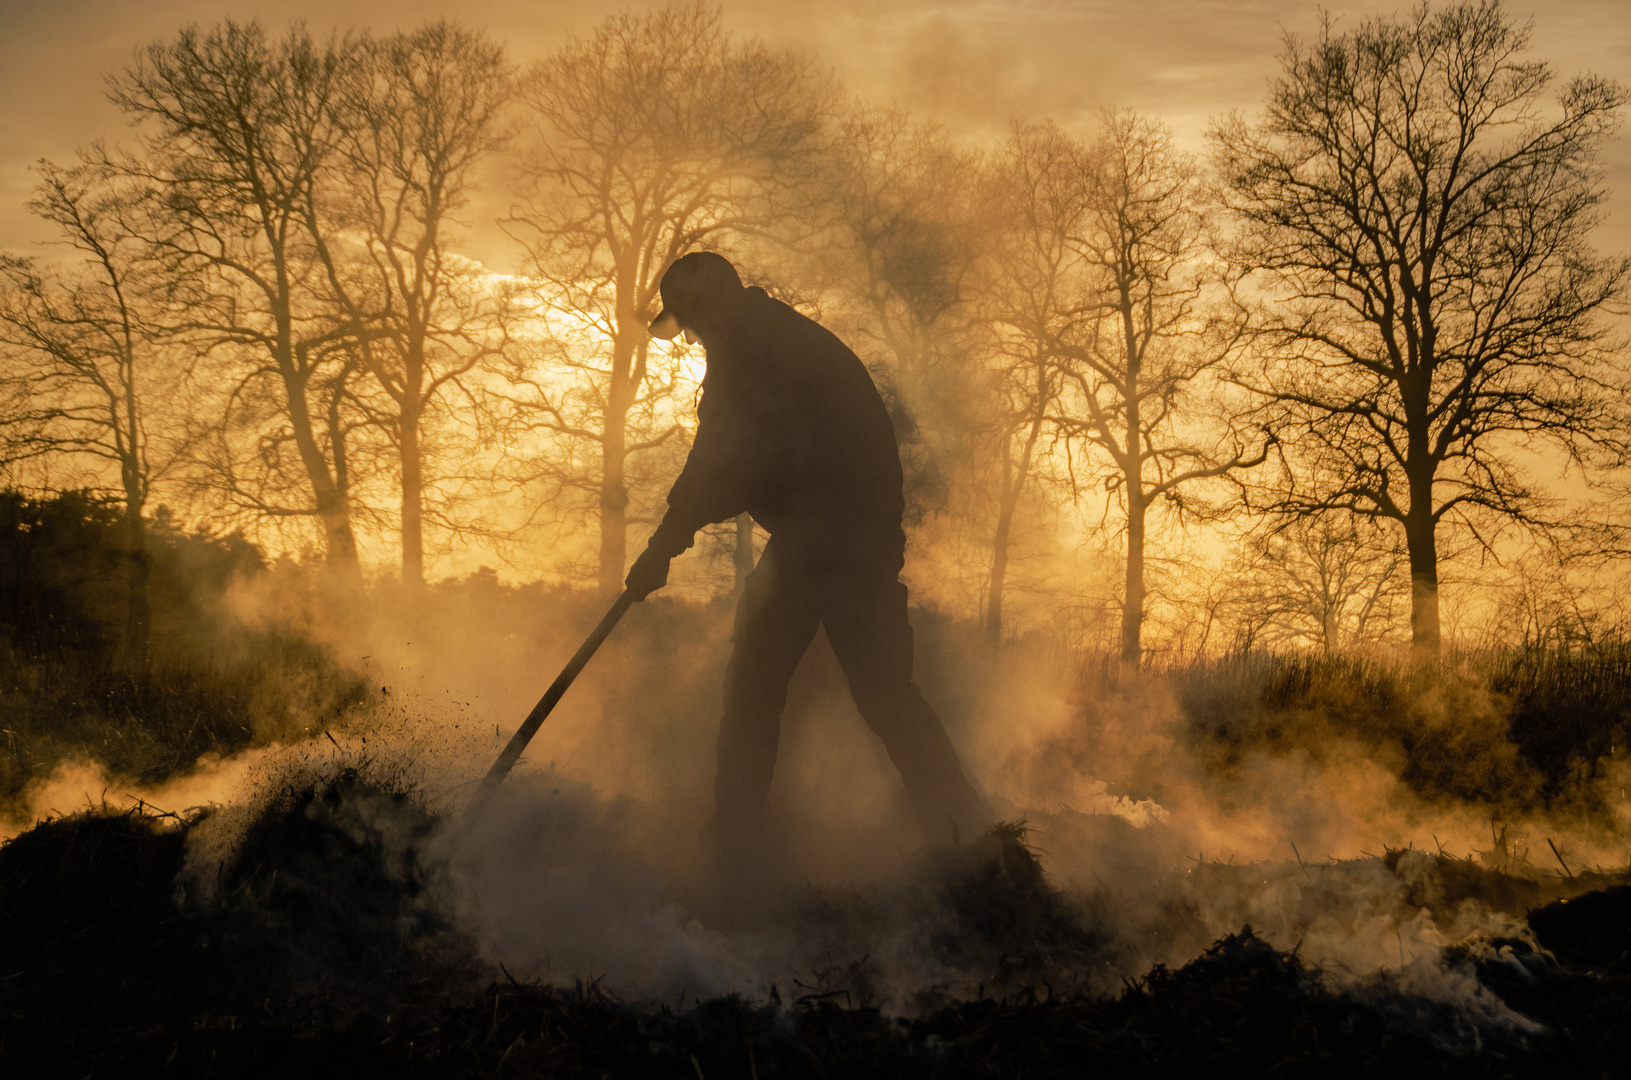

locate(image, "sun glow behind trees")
[[0, 2, 1626, 660]]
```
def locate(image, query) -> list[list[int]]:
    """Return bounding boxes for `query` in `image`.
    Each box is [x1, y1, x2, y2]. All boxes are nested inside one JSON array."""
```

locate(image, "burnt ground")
[[2, 775, 1630, 1079]]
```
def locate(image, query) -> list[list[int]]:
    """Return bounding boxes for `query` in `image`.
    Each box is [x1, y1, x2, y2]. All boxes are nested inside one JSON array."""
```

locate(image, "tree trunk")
[[986, 436, 1019, 647], [1120, 489, 1146, 668], [1119, 288, 1145, 670], [401, 396, 425, 586], [118, 357, 149, 666], [1404, 505, 1440, 657], [1402, 395, 1441, 655], [285, 345, 359, 574], [987, 409, 1044, 647], [598, 312, 647, 594], [122, 503, 149, 667], [317, 491, 360, 569], [986, 493, 1014, 648], [319, 385, 360, 574], [732, 512, 755, 596], [598, 388, 632, 595]]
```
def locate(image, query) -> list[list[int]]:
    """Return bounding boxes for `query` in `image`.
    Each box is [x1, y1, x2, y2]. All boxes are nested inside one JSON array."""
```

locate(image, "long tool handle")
[[475, 589, 636, 801]]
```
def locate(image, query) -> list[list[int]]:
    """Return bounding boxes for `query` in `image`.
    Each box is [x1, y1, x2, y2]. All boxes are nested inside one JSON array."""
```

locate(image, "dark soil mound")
[[788, 822, 1115, 1007], [0, 769, 473, 1077], [202, 765, 460, 993], [348, 929, 1527, 1079], [5, 801, 1631, 1077], [910, 929, 1514, 1077], [0, 804, 193, 1009], [1528, 884, 1631, 971], [0, 806, 206, 1076], [932, 821, 1111, 984]]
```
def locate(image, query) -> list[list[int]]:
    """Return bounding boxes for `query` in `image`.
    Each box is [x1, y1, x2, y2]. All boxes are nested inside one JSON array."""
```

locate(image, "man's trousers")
[[714, 538, 988, 845]]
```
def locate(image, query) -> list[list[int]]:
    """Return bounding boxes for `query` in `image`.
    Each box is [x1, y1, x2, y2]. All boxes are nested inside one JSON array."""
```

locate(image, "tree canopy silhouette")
[[1214, 0, 1630, 655], [323, 22, 515, 585], [504, 3, 832, 592], [0, 162, 177, 661], [107, 22, 369, 571]]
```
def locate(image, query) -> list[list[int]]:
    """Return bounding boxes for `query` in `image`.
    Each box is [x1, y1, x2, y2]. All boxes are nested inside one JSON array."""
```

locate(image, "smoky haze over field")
[[2, 0, 1629, 254], [2, 0, 1631, 1034], [2, 0, 1623, 648]]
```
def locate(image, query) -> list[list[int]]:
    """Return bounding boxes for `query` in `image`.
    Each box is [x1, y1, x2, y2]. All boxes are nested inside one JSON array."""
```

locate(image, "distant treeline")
[[0, 491, 366, 811], [0, 490, 260, 658], [0, 2, 1626, 663]]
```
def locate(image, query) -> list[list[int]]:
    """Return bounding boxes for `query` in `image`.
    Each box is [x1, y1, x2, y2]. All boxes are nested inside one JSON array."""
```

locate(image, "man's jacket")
[[647, 287, 907, 574]]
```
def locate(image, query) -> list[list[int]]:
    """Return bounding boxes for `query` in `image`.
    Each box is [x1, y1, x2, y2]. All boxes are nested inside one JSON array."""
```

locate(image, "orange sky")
[[2, 0, 1628, 264]]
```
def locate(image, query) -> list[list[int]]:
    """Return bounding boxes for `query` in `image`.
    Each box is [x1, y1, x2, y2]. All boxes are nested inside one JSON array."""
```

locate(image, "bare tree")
[[816, 105, 989, 551], [976, 122, 1079, 645], [0, 161, 176, 659], [1050, 111, 1265, 668], [324, 22, 515, 584], [1213, 1, 1629, 656], [505, 3, 831, 592], [1222, 516, 1406, 654], [107, 21, 367, 570], [1489, 547, 1620, 651], [980, 117, 1262, 661], [820, 108, 980, 391]]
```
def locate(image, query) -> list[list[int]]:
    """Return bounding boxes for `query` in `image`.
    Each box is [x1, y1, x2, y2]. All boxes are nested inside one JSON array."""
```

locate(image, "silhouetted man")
[[625, 252, 988, 848]]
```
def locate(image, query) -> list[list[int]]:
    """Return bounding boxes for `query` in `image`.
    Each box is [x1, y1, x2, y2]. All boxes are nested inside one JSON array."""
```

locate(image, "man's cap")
[[648, 252, 743, 340]]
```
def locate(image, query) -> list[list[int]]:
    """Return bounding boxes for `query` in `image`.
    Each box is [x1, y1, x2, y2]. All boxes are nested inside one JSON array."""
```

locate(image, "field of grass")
[[5, 492, 1631, 1075]]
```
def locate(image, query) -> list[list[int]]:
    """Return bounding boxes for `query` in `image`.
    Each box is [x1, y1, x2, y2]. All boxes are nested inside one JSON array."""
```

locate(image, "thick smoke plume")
[[12, 567, 1622, 1039]]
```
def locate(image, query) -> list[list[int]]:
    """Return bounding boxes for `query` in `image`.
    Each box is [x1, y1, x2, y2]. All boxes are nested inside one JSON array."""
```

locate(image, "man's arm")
[[625, 386, 755, 598]]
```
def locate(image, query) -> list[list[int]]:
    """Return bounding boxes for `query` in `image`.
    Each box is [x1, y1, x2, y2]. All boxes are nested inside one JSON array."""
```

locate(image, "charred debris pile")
[[3, 770, 1630, 1078]]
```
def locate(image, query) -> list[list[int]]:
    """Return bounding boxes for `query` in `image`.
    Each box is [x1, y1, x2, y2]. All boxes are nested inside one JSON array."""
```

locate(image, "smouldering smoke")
[[11, 569, 1619, 1031]]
